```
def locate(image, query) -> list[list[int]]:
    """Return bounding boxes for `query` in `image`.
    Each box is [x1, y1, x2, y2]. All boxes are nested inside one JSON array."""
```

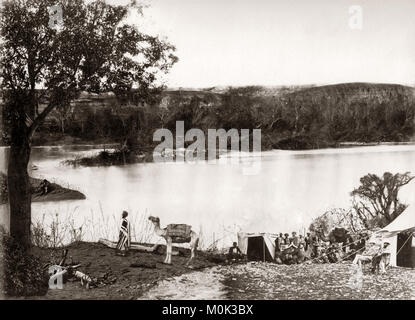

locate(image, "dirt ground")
[[7, 242, 415, 300], [221, 262, 415, 300], [141, 261, 415, 300], [25, 242, 218, 300]]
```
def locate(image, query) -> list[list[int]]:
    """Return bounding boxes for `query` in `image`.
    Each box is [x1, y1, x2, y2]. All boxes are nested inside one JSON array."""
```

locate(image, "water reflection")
[[1, 144, 415, 248]]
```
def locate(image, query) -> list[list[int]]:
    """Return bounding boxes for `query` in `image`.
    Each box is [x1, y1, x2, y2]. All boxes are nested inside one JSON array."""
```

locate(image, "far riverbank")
[[62, 140, 415, 168]]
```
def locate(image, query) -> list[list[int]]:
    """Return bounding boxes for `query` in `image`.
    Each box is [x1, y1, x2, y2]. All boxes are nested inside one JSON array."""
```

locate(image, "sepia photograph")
[[0, 0, 415, 307]]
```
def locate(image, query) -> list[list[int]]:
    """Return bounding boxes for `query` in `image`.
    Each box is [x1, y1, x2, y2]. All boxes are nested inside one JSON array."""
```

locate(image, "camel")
[[148, 216, 199, 265]]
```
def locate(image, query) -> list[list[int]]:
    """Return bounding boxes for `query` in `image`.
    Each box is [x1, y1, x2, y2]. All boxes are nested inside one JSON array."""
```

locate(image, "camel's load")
[[166, 224, 192, 243]]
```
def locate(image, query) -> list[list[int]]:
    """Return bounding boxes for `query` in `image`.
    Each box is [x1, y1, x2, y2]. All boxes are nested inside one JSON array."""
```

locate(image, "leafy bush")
[[1, 231, 49, 297]]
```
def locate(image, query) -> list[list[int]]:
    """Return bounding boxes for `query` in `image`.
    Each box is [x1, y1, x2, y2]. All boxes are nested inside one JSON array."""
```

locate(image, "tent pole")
[[397, 233, 413, 256]]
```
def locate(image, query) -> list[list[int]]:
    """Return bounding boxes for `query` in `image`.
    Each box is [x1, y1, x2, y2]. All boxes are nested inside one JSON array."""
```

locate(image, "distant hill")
[[154, 82, 415, 149], [271, 83, 415, 148], [162, 82, 415, 99], [2, 82, 415, 150], [286, 82, 415, 103]]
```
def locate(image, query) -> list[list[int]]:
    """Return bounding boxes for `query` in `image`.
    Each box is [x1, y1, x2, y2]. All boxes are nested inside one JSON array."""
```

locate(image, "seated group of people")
[[275, 231, 392, 273], [274, 232, 313, 264], [275, 232, 312, 252], [226, 232, 321, 264]]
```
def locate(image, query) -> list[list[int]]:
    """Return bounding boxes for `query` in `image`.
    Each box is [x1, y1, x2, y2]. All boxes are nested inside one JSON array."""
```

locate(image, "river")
[[1, 144, 415, 248]]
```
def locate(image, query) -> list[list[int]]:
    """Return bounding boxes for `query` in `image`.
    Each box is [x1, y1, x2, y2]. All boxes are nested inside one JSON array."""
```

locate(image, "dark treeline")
[[3, 82, 415, 152]]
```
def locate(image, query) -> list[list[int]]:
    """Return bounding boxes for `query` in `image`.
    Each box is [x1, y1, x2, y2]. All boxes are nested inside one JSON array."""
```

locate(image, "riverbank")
[[4, 241, 415, 300], [338, 141, 415, 147], [0, 135, 119, 148], [0, 174, 86, 205], [21, 242, 221, 300], [60, 140, 415, 168], [62, 149, 152, 167], [9, 241, 414, 300]]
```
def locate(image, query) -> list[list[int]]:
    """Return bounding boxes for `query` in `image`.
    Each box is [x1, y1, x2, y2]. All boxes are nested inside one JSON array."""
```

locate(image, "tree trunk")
[[7, 132, 32, 249]]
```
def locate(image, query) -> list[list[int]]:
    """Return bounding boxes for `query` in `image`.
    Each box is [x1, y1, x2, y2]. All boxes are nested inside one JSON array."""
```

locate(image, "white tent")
[[370, 206, 415, 267], [237, 232, 278, 262]]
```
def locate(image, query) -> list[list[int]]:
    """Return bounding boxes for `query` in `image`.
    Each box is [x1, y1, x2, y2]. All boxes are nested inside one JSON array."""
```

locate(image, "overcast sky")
[[112, 0, 415, 88]]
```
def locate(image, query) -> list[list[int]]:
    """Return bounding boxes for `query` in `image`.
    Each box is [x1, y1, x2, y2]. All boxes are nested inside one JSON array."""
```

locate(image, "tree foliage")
[[1, 0, 177, 134], [0, 0, 177, 249], [309, 208, 367, 239], [310, 172, 414, 236], [351, 172, 414, 228]]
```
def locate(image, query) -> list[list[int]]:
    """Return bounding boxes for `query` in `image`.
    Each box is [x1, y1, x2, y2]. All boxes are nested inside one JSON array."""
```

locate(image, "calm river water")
[[1, 144, 415, 248]]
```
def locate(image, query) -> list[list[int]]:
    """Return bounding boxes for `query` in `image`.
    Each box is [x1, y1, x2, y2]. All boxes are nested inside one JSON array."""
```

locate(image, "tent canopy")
[[238, 232, 278, 261], [377, 205, 415, 237], [370, 205, 415, 268]]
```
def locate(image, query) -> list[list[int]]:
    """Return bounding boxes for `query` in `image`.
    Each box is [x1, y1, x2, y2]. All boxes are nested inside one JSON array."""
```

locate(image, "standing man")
[[304, 232, 311, 251], [298, 234, 306, 247], [311, 233, 321, 258], [116, 211, 131, 256], [279, 233, 289, 251], [290, 232, 299, 247], [275, 233, 282, 253]]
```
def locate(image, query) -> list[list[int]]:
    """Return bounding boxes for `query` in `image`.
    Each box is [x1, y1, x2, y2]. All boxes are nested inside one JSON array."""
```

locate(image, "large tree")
[[0, 0, 177, 248], [351, 172, 414, 228]]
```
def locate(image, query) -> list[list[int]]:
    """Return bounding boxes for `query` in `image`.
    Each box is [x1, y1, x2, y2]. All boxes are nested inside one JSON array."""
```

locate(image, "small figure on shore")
[[290, 231, 299, 247], [295, 243, 308, 264], [327, 243, 343, 263], [311, 234, 321, 258], [352, 240, 381, 269], [371, 242, 392, 274], [40, 179, 51, 195], [116, 211, 131, 256], [283, 233, 290, 244], [349, 234, 368, 259], [298, 234, 306, 247], [305, 232, 312, 254], [275, 233, 283, 253], [279, 233, 290, 251], [304, 232, 310, 247], [227, 242, 243, 262]]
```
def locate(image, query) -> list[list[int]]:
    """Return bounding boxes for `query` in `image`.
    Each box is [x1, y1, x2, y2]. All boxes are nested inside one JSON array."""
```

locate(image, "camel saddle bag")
[[166, 224, 192, 243]]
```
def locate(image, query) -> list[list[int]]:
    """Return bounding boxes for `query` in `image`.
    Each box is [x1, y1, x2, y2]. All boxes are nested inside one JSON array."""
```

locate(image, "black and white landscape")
[[0, 0, 414, 301]]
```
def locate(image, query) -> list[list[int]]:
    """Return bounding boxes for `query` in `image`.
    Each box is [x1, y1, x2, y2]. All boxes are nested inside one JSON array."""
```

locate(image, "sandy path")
[[139, 266, 227, 300], [139, 262, 415, 300]]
